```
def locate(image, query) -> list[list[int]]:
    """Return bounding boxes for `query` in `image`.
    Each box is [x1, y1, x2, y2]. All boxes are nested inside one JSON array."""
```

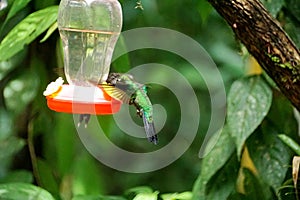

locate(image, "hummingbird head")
[[107, 73, 135, 84]]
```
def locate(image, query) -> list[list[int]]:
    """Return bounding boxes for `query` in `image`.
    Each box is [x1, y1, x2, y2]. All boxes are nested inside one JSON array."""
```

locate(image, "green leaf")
[[266, 92, 298, 136], [0, 136, 25, 161], [205, 155, 239, 200], [227, 76, 272, 158], [247, 127, 292, 189], [125, 186, 158, 200], [0, 0, 32, 35], [161, 191, 192, 200], [72, 195, 127, 200], [0, 109, 13, 140], [0, 6, 58, 61], [126, 186, 154, 195], [5, 0, 32, 23], [0, 183, 55, 200], [36, 159, 59, 195], [4, 69, 40, 116], [40, 21, 57, 43], [278, 179, 296, 200], [0, 170, 33, 183], [242, 168, 272, 200], [192, 126, 235, 200], [278, 134, 300, 155], [133, 192, 159, 200], [0, 136, 25, 179]]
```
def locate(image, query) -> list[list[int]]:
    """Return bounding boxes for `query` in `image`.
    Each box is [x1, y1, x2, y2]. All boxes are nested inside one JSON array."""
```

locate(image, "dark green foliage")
[[247, 127, 292, 190], [227, 76, 272, 158], [0, 6, 58, 61], [0, 183, 55, 200], [0, 0, 299, 199], [192, 126, 236, 200], [282, 0, 300, 47]]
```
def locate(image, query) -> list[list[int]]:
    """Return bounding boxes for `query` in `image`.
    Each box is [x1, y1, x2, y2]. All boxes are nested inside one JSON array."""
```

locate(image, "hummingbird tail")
[[142, 114, 158, 145]]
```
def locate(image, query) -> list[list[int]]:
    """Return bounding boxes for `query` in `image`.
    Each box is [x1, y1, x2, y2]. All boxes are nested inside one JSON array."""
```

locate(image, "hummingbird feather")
[[142, 112, 158, 145], [100, 84, 131, 104], [106, 73, 159, 145]]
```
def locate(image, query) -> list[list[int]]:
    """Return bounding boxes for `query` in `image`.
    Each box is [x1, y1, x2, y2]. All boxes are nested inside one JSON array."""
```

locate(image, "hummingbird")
[[77, 73, 158, 144], [103, 73, 158, 145]]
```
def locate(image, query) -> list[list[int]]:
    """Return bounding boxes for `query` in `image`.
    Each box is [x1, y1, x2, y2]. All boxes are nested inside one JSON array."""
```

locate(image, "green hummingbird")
[[104, 73, 158, 145], [77, 73, 158, 144]]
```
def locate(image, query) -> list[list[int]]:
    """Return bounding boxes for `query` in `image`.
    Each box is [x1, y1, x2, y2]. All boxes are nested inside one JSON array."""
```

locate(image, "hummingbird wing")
[[100, 84, 131, 104], [142, 113, 158, 145], [87, 80, 131, 104]]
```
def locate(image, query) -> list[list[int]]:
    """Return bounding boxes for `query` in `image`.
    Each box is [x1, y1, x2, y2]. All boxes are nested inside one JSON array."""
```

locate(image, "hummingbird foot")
[[136, 109, 143, 117], [77, 114, 91, 128]]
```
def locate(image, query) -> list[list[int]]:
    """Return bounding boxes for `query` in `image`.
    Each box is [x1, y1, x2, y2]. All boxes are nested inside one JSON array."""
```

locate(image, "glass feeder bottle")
[[57, 0, 122, 86]]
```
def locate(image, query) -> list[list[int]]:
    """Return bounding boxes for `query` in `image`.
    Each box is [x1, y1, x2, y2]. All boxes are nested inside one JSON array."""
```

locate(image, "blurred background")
[[0, 0, 247, 198]]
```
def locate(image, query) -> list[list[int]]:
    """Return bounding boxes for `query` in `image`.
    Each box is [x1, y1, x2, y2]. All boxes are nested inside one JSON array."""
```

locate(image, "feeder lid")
[[43, 77, 121, 114]]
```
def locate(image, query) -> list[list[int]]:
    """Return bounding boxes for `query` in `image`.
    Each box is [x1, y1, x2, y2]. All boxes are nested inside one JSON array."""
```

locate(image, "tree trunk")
[[207, 0, 300, 111]]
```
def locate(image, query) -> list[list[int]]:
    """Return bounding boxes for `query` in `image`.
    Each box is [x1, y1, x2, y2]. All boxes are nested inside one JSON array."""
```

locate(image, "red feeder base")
[[46, 84, 121, 114]]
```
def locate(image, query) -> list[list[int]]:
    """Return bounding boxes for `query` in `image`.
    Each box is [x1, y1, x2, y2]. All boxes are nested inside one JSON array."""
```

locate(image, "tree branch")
[[208, 0, 300, 111]]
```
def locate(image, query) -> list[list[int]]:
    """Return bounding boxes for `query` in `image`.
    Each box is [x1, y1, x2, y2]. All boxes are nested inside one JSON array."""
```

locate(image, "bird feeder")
[[44, 0, 123, 115]]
